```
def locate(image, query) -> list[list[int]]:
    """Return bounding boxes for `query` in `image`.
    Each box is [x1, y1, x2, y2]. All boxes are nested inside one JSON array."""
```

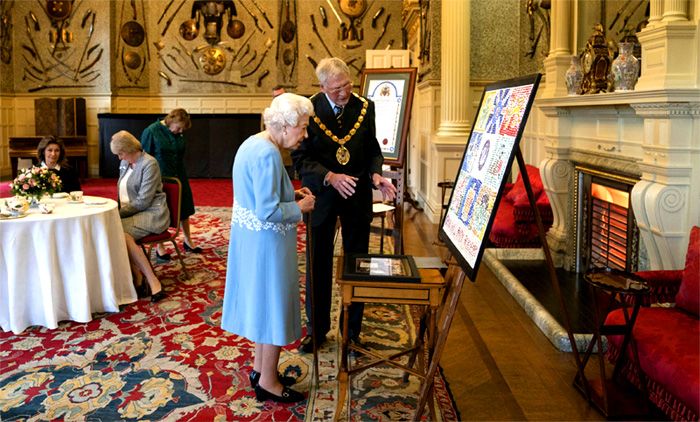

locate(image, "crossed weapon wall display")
[[306, 0, 394, 79], [21, 0, 103, 92], [155, 0, 277, 88], [117, 0, 150, 87]]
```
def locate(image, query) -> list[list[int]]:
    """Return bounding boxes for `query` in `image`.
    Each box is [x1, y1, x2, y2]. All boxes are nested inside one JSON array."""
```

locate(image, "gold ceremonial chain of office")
[[313, 93, 368, 165]]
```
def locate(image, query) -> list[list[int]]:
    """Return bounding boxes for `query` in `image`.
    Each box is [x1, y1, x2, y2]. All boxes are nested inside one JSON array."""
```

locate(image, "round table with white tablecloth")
[[0, 196, 136, 334]]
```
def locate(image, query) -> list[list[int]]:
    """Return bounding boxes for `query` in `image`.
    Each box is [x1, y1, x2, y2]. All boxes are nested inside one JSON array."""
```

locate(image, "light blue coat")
[[221, 135, 303, 345]]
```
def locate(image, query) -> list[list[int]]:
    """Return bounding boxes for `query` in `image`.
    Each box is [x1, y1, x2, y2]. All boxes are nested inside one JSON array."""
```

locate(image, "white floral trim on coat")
[[231, 203, 296, 235]]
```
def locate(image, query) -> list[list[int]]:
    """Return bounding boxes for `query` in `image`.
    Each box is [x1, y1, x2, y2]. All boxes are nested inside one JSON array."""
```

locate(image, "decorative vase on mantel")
[[611, 42, 640, 92], [565, 56, 583, 95]]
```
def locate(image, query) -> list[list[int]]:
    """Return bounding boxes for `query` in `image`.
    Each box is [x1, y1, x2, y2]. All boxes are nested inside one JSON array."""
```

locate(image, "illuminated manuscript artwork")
[[440, 74, 541, 280], [360, 68, 416, 167]]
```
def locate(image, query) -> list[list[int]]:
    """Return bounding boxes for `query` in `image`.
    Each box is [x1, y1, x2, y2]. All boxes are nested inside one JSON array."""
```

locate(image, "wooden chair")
[[372, 201, 396, 254], [136, 177, 189, 279]]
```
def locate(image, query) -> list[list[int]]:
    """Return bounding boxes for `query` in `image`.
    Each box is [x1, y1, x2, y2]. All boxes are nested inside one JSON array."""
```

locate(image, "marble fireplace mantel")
[[534, 89, 700, 272]]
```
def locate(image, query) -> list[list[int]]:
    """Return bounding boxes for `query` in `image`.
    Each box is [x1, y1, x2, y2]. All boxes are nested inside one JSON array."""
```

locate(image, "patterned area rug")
[[0, 207, 458, 421]]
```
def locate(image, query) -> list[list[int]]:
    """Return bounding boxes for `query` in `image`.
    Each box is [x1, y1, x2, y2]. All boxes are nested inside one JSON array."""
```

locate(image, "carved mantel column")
[[435, 0, 470, 138], [537, 105, 574, 267], [631, 102, 700, 270]]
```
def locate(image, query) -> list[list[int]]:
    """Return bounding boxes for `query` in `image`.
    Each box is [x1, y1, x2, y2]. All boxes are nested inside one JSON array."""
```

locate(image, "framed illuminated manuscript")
[[439, 74, 541, 280], [359, 67, 417, 167], [342, 253, 421, 283]]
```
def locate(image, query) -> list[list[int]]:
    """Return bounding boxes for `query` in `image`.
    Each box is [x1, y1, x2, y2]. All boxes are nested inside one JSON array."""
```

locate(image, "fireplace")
[[575, 166, 639, 273]]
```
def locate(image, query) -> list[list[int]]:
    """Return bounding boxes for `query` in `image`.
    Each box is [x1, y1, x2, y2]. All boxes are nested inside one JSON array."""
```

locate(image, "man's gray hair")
[[263, 93, 314, 131], [315, 57, 350, 86]]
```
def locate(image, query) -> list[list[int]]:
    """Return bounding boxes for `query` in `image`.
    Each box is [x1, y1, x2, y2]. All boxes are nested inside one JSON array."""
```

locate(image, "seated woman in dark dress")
[[36, 136, 81, 193]]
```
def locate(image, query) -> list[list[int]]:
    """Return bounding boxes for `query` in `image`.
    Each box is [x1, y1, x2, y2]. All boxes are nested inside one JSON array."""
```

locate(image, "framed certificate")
[[359, 68, 417, 167], [342, 253, 421, 283], [439, 74, 542, 281]]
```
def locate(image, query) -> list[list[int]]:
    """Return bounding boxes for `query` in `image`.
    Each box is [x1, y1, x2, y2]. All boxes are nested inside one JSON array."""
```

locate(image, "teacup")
[[39, 203, 55, 214], [69, 191, 84, 202]]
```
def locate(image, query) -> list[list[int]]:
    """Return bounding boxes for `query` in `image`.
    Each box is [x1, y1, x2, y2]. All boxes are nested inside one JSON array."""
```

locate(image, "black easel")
[[513, 148, 584, 380]]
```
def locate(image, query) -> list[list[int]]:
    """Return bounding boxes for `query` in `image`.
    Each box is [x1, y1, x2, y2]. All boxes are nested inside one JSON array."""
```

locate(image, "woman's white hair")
[[263, 92, 314, 131]]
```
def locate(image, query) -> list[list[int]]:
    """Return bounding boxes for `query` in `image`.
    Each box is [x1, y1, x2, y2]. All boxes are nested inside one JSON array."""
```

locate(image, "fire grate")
[[576, 167, 639, 273]]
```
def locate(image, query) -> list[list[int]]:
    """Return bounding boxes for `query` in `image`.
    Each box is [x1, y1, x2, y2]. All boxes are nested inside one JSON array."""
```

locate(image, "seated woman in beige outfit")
[[110, 130, 169, 302]]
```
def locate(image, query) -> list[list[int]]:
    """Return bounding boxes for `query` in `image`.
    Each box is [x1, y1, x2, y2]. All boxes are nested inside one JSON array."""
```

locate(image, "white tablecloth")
[[0, 196, 136, 334]]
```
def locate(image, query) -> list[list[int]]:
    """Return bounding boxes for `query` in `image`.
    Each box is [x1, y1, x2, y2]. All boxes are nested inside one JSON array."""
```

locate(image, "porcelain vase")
[[565, 56, 583, 95], [611, 42, 640, 92]]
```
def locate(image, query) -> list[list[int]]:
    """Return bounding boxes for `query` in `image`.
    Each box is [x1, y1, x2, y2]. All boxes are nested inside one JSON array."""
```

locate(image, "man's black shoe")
[[299, 335, 325, 353]]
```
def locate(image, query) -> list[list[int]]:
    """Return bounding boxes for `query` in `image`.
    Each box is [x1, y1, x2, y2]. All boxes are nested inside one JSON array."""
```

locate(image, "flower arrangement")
[[10, 166, 62, 200]]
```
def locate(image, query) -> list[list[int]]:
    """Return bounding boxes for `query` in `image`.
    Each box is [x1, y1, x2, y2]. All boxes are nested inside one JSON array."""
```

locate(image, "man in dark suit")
[[292, 57, 396, 352]]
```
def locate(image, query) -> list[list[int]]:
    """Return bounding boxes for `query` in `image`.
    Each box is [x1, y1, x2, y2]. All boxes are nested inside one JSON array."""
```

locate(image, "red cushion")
[[491, 200, 517, 236], [506, 165, 544, 205], [606, 307, 700, 416], [137, 230, 172, 244], [675, 226, 700, 316]]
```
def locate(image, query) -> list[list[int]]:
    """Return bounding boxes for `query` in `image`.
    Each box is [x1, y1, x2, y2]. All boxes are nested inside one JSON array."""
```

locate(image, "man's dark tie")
[[334, 105, 343, 127]]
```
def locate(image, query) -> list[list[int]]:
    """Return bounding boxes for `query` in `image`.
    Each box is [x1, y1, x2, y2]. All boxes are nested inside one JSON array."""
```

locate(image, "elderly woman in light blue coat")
[[221, 93, 315, 404], [111, 130, 169, 303]]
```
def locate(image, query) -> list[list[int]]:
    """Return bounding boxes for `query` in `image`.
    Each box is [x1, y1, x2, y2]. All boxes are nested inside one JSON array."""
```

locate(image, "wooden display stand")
[[333, 255, 466, 421]]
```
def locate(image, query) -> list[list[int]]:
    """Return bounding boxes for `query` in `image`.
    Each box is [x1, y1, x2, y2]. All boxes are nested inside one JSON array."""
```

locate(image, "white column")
[[549, 0, 572, 56], [647, 0, 664, 26], [541, 0, 573, 97], [435, 0, 470, 138], [636, 0, 696, 90], [663, 0, 688, 21]]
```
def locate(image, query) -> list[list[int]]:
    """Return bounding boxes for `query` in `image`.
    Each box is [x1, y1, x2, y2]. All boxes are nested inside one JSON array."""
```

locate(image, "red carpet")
[[0, 207, 459, 420]]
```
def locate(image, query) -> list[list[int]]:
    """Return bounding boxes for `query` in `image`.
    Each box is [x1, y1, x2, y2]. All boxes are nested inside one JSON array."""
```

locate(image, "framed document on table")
[[359, 68, 417, 167], [343, 253, 421, 283]]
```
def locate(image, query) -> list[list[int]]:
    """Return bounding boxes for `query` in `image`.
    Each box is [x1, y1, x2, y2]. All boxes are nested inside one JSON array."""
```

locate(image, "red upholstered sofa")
[[489, 165, 553, 248], [606, 226, 700, 421]]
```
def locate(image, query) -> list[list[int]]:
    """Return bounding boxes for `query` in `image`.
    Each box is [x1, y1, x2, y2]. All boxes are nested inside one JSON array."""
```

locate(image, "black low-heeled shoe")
[[155, 251, 171, 262], [183, 243, 203, 254], [151, 290, 167, 303], [254, 384, 305, 403], [135, 282, 150, 299], [249, 370, 296, 388]]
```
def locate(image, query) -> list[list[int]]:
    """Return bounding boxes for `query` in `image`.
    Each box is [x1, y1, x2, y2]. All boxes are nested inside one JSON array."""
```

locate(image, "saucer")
[[85, 199, 107, 205], [52, 192, 69, 199], [67, 200, 84, 204], [0, 212, 28, 220]]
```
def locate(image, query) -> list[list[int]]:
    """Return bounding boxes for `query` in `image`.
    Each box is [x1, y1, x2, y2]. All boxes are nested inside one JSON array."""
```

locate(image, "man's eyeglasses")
[[326, 81, 352, 94]]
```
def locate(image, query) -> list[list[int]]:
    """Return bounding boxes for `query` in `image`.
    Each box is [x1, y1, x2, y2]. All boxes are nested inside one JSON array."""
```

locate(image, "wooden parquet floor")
[[399, 205, 604, 421]]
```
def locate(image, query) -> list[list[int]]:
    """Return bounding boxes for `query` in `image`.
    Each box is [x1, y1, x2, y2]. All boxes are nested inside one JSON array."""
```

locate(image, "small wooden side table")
[[575, 267, 650, 418], [334, 255, 446, 421]]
